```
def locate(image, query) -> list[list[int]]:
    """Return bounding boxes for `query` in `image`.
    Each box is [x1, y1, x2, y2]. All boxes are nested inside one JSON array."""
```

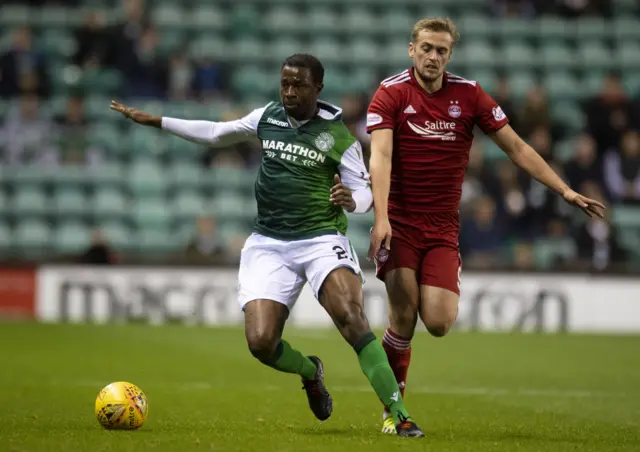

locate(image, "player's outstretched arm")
[[368, 129, 394, 259], [333, 141, 372, 214], [110, 100, 262, 148], [490, 124, 606, 218]]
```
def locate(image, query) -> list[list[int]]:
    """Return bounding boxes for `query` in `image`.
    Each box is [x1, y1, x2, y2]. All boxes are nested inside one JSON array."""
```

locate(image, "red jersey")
[[367, 69, 509, 215]]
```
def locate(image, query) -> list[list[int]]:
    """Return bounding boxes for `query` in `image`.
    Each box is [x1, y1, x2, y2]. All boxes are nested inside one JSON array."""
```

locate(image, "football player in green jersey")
[[111, 54, 423, 437]]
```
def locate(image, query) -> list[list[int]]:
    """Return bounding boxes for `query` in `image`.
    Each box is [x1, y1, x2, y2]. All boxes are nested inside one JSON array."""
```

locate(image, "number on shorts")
[[332, 245, 353, 261]]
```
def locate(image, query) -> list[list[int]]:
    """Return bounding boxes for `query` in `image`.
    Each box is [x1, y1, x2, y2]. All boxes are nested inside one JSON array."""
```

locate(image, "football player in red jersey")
[[367, 18, 606, 434]]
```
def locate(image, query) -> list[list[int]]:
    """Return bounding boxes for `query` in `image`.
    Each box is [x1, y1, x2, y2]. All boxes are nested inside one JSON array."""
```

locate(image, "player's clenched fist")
[[330, 174, 356, 212], [110, 100, 162, 128], [368, 219, 392, 262]]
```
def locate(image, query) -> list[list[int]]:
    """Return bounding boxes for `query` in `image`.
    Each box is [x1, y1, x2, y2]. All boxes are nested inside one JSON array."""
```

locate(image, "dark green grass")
[[1, 323, 639, 451]]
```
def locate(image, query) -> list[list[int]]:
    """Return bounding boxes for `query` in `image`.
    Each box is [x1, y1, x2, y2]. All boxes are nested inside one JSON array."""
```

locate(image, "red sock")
[[382, 329, 412, 401]]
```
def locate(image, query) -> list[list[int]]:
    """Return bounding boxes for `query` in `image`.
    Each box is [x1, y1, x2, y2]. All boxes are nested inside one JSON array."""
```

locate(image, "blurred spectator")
[[528, 126, 554, 161], [192, 57, 227, 100], [80, 229, 114, 265], [564, 133, 601, 190], [485, 160, 528, 234], [168, 54, 194, 100], [53, 96, 102, 166], [604, 131, 640, 203], [0, 27, 50, 98], [574, 184, 625, 271], [542, 217, 575, 268], [554, 0, 612, 18], [0, 93, 56, 165], [184, 216, 225, 264], [109, 0, 149, 71], [73, 10, 109, 69], [519, 85, 551, 139], [120, 27, 169, 99], [460, 196, 504, 268], [492, 75, 519, 133], [512, 242, 535, 270], [341, 93, 369, 143], [584, 73, 634, 155], [461, 140, 494, 215], [492, 0, 536, 18]]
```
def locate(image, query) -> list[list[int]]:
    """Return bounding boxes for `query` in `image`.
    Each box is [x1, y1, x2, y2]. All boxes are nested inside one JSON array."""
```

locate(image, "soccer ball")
[[95, 381, 148, 430]]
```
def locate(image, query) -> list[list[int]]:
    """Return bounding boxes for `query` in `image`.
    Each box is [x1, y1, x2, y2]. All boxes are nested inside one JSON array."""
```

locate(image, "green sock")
[[355, 332, 411, 424], [263, 340, 317, 380]]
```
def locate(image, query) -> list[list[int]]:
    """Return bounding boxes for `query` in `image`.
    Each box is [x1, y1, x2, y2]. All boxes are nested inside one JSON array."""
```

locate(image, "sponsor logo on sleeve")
[[492, 106, 506, 121], [367, 113, 383, 127]]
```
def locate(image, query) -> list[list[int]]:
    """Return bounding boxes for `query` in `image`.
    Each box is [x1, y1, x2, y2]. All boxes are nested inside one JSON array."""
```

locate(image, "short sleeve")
[[474, 84, 509, 135], [366, 86, 399, 133]]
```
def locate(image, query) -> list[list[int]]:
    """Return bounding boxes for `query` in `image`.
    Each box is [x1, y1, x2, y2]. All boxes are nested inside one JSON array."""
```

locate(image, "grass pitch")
[[1, 323, 639, 452]]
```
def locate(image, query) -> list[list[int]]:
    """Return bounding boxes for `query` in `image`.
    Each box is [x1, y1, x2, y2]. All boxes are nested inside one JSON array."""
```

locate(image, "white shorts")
[[237, 232, 364, 311]]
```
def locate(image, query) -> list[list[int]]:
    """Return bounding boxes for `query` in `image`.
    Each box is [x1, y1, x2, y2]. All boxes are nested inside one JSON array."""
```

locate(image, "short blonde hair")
[[411, 18, 460, 45]]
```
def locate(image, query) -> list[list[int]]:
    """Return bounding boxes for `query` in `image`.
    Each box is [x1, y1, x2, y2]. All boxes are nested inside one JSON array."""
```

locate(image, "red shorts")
[[375, 212, 462, 295]]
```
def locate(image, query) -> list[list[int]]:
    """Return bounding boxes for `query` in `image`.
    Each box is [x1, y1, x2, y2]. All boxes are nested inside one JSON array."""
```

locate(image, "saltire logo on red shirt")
[[407, 120, 457, 141]]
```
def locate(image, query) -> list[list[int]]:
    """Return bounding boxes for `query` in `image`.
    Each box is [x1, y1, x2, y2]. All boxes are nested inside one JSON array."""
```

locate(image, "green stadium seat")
[[212, 192, 252, 220], [85, 95, 113, 122], [10, 188, 48, 217], [539, 43, 576, 69], [343, 8, 379, 35], [611, 206, 640, 228], [550, 101, 585, 134], [534, 238, 577, 270], [502, 42, 537, 69], [0, 6, 30, 27], [554, 138, 575, 163], [232, 38, 265, 62], [263, 8, 305, 34], [131, 198, 172, 228], [34, 6, 79, 29], [538, 17, 576, 40], [576, 18, 609, 40], [53, 166, 89, 188], [82, 68, 123, 95], [165, 134, 201, 158], [208, 167, 255, 192], [157, 30, 185, 57], [583, 73, 606, 97], [322, 69, 348, 98], [89, 124, 123, 156], [306, 8, 340, 34], [93, 188, 128, 219], [232, 67, 274, 98], [14, 220, 51, 252], [345, 67, 376, 94], [497, 18, 536, 40], [472, 70, 497, 94], [172, 191, 207, 219], [53, 189, 87, 217], [267, 38, 303, 64], [348, 39, 379, 66], [0, 222, 12, 253], [53, 222, 91, 254], [128, 160, 167, 196], [169, 163, 204, 190], [458, 14, 493, 38], [458, 41, 496, 69], [152, 4, 186, 29], [189, 36, 229, 61], [624, 72, 640, 97], [347, 230, 370, 259], [129, 126, 167, 158], [38, 30, 77, 60], [384, 39, 411, 67], [308, 39, 342, 66], [101, 221, 132, 251], [613, 18, 640, 41], [617, 42, 640, 70], [228, 5, 260, 37], [7, 165, 54, 187], [134, 227, 178, 254], [190, 5, 227, 31], [577, 42, 614, 70], [89, 162, 124, 187], [386, 10, 414, 36], [613, 0, 638, 16], [543, 72, 581, 101]]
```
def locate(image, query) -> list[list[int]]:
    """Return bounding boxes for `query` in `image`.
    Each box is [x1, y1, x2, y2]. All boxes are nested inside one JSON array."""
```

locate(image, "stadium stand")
[[1, 0, 639, 272]]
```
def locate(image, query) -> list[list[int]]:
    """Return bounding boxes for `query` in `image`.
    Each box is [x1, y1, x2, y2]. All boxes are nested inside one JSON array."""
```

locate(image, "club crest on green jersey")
[[315, 132, 335, 152]]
